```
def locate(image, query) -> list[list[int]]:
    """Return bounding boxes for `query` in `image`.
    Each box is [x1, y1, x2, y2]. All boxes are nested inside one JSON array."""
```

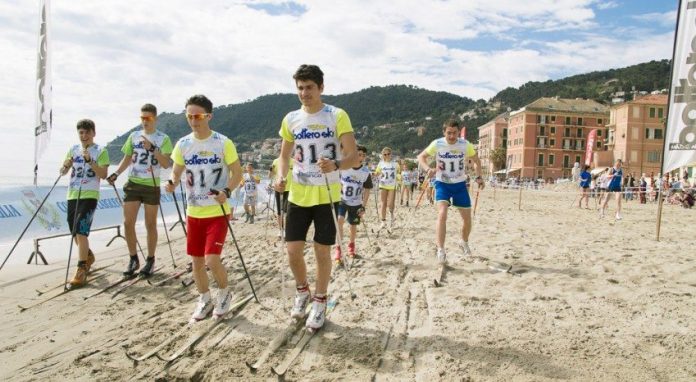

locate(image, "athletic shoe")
[[458, 240, 471, 257], [69, 263, 87, 287], [191, 294, 214, 321], [250, 215, 255, 224], [347, 242, 356, 258], [615, 213, 622, 220], [379, 221, 386, 230], [123, 255, 140, 277], [139, 256, 155, 277], [186, 262, 193, 273], [86, 250, 96, 273], [436, 248, 447, 264], [291, 289, 311, 319], [213, 288, 232, 318], [244, 215, 250, 223], [333, 246, 342, 262], [306, 296, 327, 330]]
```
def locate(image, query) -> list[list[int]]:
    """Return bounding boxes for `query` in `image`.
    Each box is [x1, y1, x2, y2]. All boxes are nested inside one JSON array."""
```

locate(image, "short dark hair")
[[357, 145, 367, 154], [76, 119, 95, 132], [186, 94, 213, 113], [293, 64, 324, 87], [141, 103, 157, 115], [442, 118, 460, 131]]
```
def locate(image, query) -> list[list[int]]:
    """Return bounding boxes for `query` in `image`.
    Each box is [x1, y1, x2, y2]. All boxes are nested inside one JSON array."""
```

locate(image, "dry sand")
[[1, 188, 695, 381]]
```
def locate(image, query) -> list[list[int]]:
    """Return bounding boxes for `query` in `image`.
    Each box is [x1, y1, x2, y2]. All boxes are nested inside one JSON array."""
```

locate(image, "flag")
[[33, 0, 52, 186], [459, 126, 466, 139], [585, 129, 597, 166], [663, 0, 696, 174]]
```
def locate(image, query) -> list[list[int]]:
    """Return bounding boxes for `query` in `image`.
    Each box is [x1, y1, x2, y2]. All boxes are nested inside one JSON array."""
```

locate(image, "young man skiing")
[[374, 147, 399, 229], [417, 119, 483, 264], [165, 94, 243, 321], [107, 103, 173, 277], [335, 145, 373, 263], [274, 64, 359, 330], [241, 163, 260, 223], [60, 119, 110, 286]]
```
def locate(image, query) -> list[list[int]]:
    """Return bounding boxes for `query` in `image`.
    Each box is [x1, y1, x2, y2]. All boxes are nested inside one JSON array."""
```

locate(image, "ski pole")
[[64, 162, 86, 290], [320, 152, 357, 300], [278, 191, 286, 299], [168, 180, 187, 236], [473, 189, 481, 217], [111, 184, 146, 261], [0, 172, 62, 271], [210, 188, 259, 303], [150, 166, 176, 268]]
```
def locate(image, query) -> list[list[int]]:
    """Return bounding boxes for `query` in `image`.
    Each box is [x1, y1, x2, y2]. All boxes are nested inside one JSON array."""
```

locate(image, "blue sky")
[[0, 0, 678, 185]]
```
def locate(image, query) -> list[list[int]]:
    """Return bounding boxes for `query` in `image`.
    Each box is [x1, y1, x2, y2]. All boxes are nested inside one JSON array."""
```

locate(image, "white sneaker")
[[306, 298, 327, 330], [436, 248, 447, 264], [459, 240, 471, 256], [191, 293, 213, 321], [213, 288, 232, 318], [379, 221, 386, 230], [615, 213, 622, 220], [291, 290, 311, 319]]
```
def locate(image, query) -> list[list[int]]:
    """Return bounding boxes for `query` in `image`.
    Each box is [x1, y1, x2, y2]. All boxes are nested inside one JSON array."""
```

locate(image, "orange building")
[[506, 97, 609, 179], [604, 94, 667, 177], [477, 111, 509, 177]]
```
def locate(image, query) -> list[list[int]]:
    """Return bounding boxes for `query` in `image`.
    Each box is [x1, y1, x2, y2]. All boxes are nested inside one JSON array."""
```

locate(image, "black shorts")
[[285, 202, 339, 245], [337, 203, 362, 225], [275, 191, 289, 214], [67, 198, 98, 236], [123, 181, 160, 205]]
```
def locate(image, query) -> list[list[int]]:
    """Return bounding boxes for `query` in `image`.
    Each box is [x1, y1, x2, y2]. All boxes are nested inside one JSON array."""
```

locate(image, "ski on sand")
[[147, 267, 190, 287], [111, 266, 163, 299], [83, 273, 140, 301], [245, 306, 310, 372], [35, 263, 113, 296], [270, 297, 339, 377], [155, 293, 254, 363], [18, 273, 108, 312], [125, 323, 192, 363]]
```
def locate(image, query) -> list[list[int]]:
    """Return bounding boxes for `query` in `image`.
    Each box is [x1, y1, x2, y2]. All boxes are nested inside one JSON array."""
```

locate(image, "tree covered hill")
[[107, 60, 671, 162]]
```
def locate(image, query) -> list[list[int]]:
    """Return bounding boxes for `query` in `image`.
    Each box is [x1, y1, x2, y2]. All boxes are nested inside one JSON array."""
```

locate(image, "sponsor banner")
[[34, 0, 52, 185], [664, 0, 696, 172], [585, 129, 597, 166]]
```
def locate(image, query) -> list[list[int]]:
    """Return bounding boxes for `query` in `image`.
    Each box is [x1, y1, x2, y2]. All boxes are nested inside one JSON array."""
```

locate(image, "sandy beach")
[[1, 187, 695, 381]]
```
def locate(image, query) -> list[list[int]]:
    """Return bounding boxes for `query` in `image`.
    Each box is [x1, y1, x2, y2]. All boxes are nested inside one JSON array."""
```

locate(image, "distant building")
[[604, 94, 667, 177], [506, 97, 609, 179], [476, 112, 508, 177]]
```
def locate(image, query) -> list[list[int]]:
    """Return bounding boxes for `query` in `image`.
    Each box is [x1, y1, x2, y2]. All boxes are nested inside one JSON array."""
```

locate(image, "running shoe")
[[213, 288, 232, 318], [436, 248, 447, 264], [291, 287, 311, 319], [306, 296, 327, 330], [123, 255, 140, 277], [458, 240, 472, 257], [139, 256, 155, 277], [191, 294, 213, 321]]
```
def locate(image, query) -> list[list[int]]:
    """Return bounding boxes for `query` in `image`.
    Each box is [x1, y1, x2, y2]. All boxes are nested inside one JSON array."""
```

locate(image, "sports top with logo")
[[401, 170, 414, 185], [243, 173, 259, 196], [425, 137, 476, 184], [65, 144, 110, 200], [172, 131, 238, 218], [376, 160, 398, 190], [272, 157, 293, 192], [340, 165, 372, 207], [608, 167, 623, 191], [121, 130, 173, 187], [279, 104, 353, 207]]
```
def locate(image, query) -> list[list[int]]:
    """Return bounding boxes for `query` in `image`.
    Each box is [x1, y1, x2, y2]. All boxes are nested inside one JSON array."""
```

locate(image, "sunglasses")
[[382, 153, 391, 156], [140, 116, 155, 122], [186, 113, 210, 120]]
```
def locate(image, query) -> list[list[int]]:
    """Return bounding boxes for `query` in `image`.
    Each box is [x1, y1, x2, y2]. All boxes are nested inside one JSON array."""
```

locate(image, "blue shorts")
[[434, 181, 471, 208]]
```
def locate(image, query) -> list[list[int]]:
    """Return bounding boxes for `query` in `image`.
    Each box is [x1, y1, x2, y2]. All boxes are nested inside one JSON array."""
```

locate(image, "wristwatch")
[[334, 160, 341, 171], [223, 187, 232, 198]]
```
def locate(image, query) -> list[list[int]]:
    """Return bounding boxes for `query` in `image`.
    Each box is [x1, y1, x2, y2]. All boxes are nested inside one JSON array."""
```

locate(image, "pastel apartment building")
[[477, 111, 509, 177], [604, 94, 667, 177], [506, 97, 609, 179]]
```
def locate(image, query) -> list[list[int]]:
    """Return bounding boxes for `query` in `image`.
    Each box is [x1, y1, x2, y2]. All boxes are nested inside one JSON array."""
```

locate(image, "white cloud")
[[596, 1, 620, 10], [0, 0, 673, 185], [631, 11, 677, 28]]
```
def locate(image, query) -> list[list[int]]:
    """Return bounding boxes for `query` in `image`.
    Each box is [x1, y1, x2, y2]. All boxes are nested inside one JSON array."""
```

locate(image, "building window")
[[658, 108, 664, 118], [597, 129, 602, 137], [502, 128, 507, 137], [645, 128, 664, 139], [598, 118, 603, 125], [565, 116, 571, 125], [631, 150, 638, 162], [655, 129, 663, 139], [633, 106, 640, 118], [536, 115, 541, 123], [551, 115, 556, 122], [575, 155, 581, 164], [596, 141, 602, 148], [578, 117, 583, 126], [550, 126, 556, 134], [549, 154, 555, 165], [647, 151, 661, 163], [649, 108, 656, 118], [564, 127, 571, 137], [632, 127, 639, 140], [502, 139, 507, 148], [539, 126, 545, 136], [538, 154, 544, 166], [550, 138, 555, 147], [577, 128, 583, 138], [563, 155, 570, 168]]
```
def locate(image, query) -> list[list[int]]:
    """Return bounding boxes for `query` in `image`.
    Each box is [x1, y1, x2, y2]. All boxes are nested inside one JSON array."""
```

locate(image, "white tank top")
[[243, 173, 258, 195], [68, 144, 104, 193], [340, 166, 372, 206], [377, 161, 397, 187], [177, 132, 230, 208], [128, 130, 170, 182]]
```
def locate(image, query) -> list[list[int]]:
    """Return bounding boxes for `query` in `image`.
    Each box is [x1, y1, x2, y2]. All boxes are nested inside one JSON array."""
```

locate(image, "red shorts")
[[186, 215, 229, 257]]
